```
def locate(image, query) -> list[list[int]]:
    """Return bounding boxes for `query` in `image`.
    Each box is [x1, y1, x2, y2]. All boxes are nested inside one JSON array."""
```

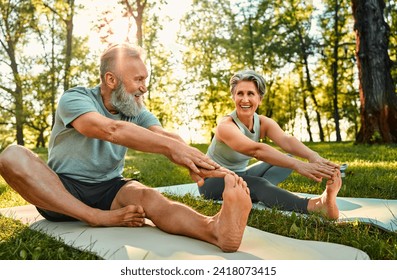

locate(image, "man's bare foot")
[[213, 174, 252, 252], [88, 205, 146, 227], [308, 169, 342, 219]]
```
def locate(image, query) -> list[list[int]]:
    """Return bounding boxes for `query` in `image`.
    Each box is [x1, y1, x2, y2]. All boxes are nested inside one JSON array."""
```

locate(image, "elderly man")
[[0, 43, 252, 252]]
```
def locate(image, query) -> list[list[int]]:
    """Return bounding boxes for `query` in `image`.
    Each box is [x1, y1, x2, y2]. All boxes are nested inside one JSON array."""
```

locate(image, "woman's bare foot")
[[308, 169, 342, 219], [213, 174, 252, 252], [88, 205, 146, 227]]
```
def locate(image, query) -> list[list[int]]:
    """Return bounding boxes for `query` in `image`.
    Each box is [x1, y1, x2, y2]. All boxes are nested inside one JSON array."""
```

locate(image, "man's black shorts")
[[36, 174, 131, 222]]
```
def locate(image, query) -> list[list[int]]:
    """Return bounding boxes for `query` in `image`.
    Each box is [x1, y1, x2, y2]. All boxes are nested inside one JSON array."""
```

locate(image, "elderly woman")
[[199, 70, 342, 219]]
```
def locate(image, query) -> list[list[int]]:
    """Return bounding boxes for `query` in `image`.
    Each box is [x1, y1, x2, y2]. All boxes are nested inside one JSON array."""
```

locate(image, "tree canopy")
[[0, 0, 396, 148]]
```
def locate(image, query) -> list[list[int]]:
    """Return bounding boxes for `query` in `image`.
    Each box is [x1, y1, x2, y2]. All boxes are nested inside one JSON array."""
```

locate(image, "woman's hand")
[[308, 153, 340, 169], [294, 161, 338, 182]]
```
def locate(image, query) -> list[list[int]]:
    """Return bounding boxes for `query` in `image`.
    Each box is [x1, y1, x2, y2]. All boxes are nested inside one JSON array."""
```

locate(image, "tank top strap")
[[229, 110, 260, 142]]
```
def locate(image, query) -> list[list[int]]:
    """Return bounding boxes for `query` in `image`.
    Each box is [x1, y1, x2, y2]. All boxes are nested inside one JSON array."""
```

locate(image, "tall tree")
[[23, 1, 95, 147], [0, 0, 36, 145], [384, 0, 397, 86], [33, 2, 64, 132], [41, 0, 76, 92], [179, 0, 236, 140], [319, 0, 357, 141], [352, 0, 397, 143], [121, 0, 147, 47], [272, 0, 322, 141]]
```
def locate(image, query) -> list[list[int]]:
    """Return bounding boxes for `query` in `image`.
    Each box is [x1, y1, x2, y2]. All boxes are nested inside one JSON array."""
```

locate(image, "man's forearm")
[[108, 120, 177, 157]]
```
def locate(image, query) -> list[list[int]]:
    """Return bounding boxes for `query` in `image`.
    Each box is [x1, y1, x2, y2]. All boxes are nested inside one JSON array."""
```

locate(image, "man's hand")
[[168, 144, 221, 174]]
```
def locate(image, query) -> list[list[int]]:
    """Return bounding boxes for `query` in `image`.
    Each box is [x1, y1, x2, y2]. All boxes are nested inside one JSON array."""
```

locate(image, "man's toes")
[[224, 173, 236, 187]]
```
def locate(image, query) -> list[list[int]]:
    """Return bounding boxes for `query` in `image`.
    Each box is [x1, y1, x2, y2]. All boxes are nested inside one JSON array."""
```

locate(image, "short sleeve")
[[57, 87, 98, 127], [133, 109, 162, 129]]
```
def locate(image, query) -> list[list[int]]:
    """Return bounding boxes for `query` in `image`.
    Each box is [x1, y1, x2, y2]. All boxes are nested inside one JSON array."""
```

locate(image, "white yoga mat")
[[0, 204, 369, 260], [156, 183, 397, 232]]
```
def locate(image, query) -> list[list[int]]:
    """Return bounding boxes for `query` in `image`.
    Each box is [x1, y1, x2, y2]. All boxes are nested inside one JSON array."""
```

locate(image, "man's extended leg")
[[111, 173, 252, 252], [0, 145, 145, 227]]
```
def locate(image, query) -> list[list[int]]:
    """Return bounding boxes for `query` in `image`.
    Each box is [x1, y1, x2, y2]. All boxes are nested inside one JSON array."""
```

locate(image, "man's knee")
[[0, 145, 34, 171], [2, 144, 27, 159], [1, 145, 18, 164], [120, 181, 161, 202]]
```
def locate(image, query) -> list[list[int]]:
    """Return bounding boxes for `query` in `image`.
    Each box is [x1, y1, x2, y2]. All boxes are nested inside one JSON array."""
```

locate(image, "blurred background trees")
[[1, 0, 396, 148]]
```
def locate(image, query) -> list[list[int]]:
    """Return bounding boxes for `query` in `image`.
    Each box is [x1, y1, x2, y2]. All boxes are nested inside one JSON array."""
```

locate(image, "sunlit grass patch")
[[0, 179, 28, 208], [0, 216, 100, 260]]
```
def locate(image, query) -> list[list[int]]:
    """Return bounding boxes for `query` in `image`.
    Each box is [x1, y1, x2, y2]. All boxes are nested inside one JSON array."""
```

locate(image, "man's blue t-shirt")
[[47, 86, 161, 183]]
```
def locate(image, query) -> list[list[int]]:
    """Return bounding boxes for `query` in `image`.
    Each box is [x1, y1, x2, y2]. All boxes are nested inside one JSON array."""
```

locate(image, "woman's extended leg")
[[246, 161, 293, 185], [242, 170, 342, 219], [200, 169, 342, 219], [198, 177, 225, 199], [199, 174, 309, 213], [241, 175, 309, 213]]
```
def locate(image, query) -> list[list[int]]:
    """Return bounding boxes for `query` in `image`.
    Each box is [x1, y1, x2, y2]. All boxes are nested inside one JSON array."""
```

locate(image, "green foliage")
[[179, 0, 258, 140], [316, 0, 358, 141], [1, 0, 397, 146], [177, 0, 368, 142], [0, 0, 97, 148], [0, 0, 37, 145], [141, 0, 182, 129]]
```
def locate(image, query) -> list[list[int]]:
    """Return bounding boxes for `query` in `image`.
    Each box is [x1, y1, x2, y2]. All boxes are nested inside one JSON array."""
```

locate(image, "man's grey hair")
[[229, 70, 266, 97], [99, 43, 144, 82]]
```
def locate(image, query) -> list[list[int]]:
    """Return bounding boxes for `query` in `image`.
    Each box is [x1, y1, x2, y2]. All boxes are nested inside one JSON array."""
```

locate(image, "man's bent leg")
[[0, 145, 145, 227], [111, 174, 252, 252]]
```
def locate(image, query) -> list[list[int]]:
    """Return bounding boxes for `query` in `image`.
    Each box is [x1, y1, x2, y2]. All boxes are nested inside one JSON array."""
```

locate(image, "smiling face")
[[110, 57, 149, 117], [232, 80, 262, 117]]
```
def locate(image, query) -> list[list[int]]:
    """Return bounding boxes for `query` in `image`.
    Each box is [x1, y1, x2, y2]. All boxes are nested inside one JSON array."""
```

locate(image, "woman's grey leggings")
[[199, 161, 309, 214]]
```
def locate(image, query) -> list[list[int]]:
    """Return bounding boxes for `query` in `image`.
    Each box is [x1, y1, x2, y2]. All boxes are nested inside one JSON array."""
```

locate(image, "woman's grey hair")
[[99, 43, 144, 82], [229, 70, 266, 97]]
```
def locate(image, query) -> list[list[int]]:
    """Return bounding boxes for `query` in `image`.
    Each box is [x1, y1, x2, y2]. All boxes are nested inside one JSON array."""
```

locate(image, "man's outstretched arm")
[[71, 111, 220, 175]]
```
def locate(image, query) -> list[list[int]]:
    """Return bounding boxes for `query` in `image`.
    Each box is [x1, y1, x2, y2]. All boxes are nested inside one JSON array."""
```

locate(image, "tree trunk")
[[303, 52, 325, 142], [15, 87, 25, 146], [124, 0, 147, 47], [352, 0, 397, 143], [295, 10, 324, 142], [63, 0, 75, 91], [9, 42, 25, 146], [302, 92, 314, 142], [332, 0, 342, 142]]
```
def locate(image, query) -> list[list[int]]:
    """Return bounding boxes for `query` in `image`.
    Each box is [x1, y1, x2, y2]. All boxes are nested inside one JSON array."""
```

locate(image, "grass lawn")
[[0, 142, 396, 259]]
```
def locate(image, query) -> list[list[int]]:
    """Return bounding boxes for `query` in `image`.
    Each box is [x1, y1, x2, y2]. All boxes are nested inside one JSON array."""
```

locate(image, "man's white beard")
[[111, 82, 145, 117]]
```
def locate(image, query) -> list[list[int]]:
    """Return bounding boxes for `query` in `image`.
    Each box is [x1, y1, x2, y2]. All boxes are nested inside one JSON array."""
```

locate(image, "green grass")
[[0, 142, 397, 259]]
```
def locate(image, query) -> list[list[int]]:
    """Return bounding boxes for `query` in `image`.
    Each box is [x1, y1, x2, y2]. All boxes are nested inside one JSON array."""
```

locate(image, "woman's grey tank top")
[[207, 110, 260, 172]]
